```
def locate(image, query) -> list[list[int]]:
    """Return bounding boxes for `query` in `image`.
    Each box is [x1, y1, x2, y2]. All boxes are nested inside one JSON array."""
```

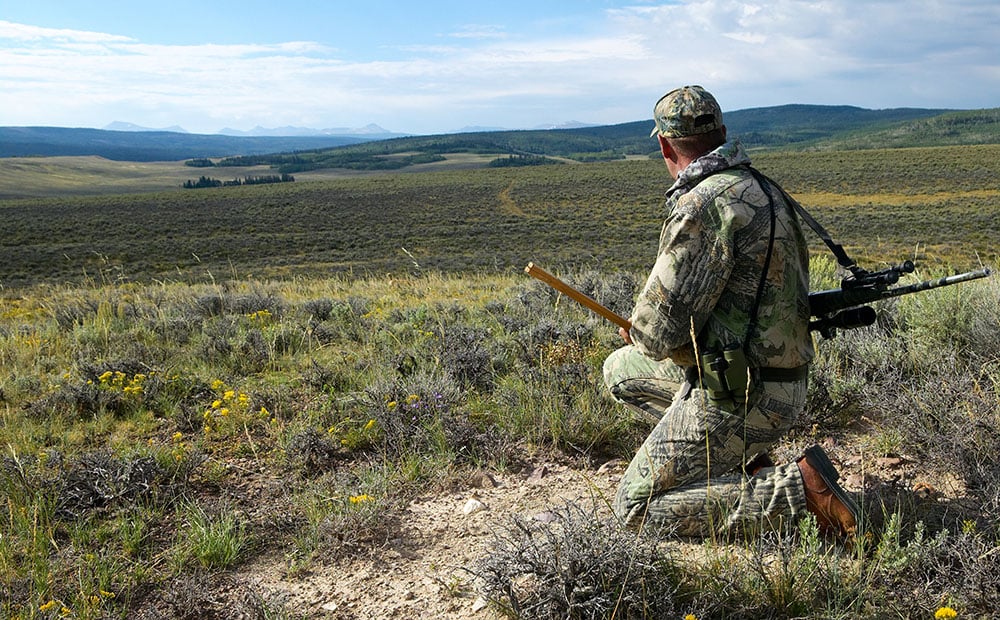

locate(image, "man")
[[605, 85, 860, 538]]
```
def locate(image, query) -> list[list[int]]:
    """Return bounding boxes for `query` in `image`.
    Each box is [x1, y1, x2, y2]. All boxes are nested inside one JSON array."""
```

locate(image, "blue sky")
[[2, 0, 998, 135]]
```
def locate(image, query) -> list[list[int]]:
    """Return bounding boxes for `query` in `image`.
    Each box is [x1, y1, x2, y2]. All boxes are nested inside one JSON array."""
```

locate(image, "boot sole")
[[803, 445, 863, 533]]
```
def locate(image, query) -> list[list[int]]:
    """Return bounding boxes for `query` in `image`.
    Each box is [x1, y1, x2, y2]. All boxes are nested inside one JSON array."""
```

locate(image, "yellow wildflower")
[[219, 408, 230, 416], [935, 607, 958, 619], [171, 432, 183, 443], [211, 399, 222, 409], [406, 394, 420, 404], [99, 371, 114, 382], [685, 615, 698, 620], [100, 590, 115, 599], [223, 390, 235, 401], [387, 401, 398, 410], [40, 600, 57, 612], [349, 494, 373, 504], [364, 419, 377, 431], [211, 379, 225, 390]]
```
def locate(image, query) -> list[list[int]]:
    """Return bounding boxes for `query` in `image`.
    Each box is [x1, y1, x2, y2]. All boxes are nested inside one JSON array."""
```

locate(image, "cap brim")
[[649, 125, 660, 138]]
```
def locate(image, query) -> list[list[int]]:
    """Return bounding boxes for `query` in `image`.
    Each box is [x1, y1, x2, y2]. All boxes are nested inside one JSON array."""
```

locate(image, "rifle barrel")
[[809, 267, 992, 317], [524, 262, 632, 330], [880, 268, 992, 299]]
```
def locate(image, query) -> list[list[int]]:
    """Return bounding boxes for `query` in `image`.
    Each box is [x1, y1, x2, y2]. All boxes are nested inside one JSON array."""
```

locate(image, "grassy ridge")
[[3, 144, 999, 291]]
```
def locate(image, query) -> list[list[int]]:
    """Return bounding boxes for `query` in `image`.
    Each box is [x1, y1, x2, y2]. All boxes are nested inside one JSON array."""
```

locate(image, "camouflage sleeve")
[[628, 199, 733, 362]]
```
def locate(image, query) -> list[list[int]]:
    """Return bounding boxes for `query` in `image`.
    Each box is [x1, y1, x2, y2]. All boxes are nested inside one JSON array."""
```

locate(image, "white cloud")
[[0, 20, 133, 43], [1, 2, 998, 134]]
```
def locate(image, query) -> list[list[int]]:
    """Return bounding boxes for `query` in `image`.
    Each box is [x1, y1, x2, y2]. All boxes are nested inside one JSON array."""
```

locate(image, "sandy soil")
[[233, 458, 623, 619]]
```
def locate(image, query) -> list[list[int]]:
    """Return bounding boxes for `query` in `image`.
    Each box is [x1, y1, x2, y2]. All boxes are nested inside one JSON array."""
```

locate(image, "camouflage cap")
[[649, 85, 724, 138]]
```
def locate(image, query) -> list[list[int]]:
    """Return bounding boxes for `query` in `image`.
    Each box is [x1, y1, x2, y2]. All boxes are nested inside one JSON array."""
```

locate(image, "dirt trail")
[[497, 182, 528, 217]]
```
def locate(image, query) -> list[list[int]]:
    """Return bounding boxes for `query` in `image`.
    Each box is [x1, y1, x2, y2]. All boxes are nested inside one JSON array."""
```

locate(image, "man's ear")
[[658, 134, 673, 160]]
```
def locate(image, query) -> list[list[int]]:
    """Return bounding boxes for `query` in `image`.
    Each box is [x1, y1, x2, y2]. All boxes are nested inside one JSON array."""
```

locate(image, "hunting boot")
[[796, 445, 861, 537]]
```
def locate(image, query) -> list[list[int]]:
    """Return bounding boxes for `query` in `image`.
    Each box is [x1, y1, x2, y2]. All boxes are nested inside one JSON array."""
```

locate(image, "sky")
[[2, 0, 999, 135]]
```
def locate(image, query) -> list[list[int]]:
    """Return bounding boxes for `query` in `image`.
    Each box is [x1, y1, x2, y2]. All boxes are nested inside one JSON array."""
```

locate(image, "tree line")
[[182, 174, 295, 189]]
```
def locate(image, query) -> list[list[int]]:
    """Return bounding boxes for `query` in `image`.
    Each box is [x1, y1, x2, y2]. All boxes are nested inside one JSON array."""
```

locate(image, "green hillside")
[[210, 105, 996, 173]]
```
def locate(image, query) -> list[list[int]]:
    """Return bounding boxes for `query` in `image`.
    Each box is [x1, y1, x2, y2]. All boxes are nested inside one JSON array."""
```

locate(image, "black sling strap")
[[757, 172, 860, 272]]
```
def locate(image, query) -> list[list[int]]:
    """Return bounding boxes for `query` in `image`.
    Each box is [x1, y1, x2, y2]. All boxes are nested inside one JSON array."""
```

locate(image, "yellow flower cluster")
[[349, 494, 374, 505], [96, 370, 147, 396], [245, 309, 273, 322], [87, 589, 116, 605], [327, 418, 379, 449], [38, 599, 71, 615], [202, 380, 267, 435], [935, 607, 958, 619]]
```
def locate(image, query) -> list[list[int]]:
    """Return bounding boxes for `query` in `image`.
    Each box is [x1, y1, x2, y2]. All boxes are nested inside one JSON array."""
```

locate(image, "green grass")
[[1, 261, 999, 617]]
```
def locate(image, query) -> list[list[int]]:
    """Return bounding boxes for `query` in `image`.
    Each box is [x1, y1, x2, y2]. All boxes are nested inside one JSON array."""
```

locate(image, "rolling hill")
[[0, 126, 376, 161], [1, 105, 998, 171]]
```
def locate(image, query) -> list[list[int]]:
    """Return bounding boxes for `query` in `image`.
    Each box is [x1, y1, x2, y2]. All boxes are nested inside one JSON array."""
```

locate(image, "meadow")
[[1, 144, 999, 618], [2, 144, 998, 291]]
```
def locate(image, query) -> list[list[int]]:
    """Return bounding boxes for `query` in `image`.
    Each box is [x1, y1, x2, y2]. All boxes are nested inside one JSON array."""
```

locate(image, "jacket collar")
[[666, 139, 751, 197]]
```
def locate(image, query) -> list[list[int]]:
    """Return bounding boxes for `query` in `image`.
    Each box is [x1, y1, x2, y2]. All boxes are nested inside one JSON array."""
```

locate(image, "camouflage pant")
[[604, 345, 808, 538]]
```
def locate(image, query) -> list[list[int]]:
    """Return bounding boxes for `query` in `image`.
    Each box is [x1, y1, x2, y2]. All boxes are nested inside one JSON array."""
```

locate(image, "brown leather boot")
[[796, 445, 861, 537]]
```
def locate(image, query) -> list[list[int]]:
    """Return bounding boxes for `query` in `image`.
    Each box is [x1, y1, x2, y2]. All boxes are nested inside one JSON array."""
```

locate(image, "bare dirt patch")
[[235, 458, 623, 619]]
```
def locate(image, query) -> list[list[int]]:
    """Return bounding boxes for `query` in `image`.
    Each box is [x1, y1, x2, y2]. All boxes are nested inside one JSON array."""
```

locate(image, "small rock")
[[469, 469, 498, 488], [597, 459, 624, 475], [532, 511, 559, 523], [876, 456, 906, 469], [471, 596, 489, 613], [844, 473, 864, 490], [913, 481, 937, 499], [320, 601, 338, 612], [528, 465, 549, 482], [463, 498, 487, 515]]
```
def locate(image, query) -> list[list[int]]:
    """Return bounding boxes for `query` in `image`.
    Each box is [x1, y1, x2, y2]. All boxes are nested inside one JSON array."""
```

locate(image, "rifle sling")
[[746, 168, 777, 350], [765, 174, 859, 271]]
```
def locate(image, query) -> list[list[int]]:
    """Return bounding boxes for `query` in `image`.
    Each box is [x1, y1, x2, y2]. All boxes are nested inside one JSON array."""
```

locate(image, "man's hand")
[[618, 326, 633, 344]]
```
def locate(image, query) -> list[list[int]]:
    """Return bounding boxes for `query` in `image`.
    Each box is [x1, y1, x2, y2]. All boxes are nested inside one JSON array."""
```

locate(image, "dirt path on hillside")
[[497, 182, 528, 218]]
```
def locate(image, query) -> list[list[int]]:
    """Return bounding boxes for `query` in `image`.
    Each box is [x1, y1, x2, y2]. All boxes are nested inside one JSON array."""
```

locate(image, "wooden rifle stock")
[[524, 262, 632, 331]]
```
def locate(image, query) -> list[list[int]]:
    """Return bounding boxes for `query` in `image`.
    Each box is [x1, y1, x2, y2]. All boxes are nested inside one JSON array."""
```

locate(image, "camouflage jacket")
[[628, 140, 815, 369]]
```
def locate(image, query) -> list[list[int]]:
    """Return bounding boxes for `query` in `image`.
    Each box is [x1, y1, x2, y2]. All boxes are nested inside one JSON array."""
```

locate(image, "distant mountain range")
[[0, 126, 380, 161], [103, 120, 405, 139], [2, 105, 998, 163]]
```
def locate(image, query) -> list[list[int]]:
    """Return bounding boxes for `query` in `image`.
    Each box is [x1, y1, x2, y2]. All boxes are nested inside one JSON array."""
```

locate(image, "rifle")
[[525, 261, 994, 341], [808, 260, 992, 339], [523, 262, 632, 330]]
